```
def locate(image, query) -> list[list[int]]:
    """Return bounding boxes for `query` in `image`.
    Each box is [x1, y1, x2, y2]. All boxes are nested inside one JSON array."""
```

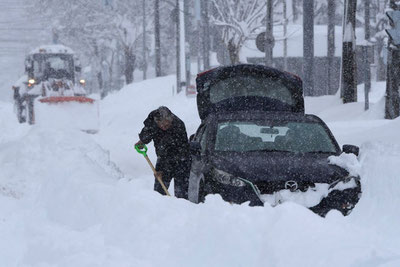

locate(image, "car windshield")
[[214, 121, 337, 153], [209, 75, 293, 105]]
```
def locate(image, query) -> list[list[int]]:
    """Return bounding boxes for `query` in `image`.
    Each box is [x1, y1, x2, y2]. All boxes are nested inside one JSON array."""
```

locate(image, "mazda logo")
[[285, 180, 298, 192]]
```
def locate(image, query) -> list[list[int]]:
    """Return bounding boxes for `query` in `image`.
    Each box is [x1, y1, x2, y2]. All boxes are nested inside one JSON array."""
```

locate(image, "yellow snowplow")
[[12, 45, 99, 133]]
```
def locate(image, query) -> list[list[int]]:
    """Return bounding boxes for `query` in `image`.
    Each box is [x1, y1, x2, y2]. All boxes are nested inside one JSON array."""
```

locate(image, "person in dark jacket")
[[135, 106, 191, 199]]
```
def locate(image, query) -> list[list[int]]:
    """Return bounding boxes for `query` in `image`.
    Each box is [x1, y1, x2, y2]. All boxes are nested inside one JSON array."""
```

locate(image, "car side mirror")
[[190, 141, 201, 155], [342, 145, 359, 156], [75, 66, 82, 72]]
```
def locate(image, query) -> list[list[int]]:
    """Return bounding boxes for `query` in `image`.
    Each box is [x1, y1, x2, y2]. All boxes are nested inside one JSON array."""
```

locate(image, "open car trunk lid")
[[196, 64, 304, 120]]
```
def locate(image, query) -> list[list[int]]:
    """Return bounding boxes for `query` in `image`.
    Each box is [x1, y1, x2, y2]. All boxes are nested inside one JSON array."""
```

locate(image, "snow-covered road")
[[1, 77, 400, 266]]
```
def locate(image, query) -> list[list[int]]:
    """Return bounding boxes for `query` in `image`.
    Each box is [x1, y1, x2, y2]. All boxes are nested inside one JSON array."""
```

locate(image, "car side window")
[[194, 125, 208, 155], [199, 126, 208, 155]]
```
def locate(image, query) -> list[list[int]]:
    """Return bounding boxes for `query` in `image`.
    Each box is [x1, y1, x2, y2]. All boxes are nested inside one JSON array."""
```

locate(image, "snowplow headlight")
[[79, 79, 86, 85], [28, 79, 35, 85]]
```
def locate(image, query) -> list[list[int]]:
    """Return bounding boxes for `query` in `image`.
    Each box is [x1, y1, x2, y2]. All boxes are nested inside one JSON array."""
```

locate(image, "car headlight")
[[329, 176, 359, 190], [79, 79, 86, 85], [212, 169, 246, 187]]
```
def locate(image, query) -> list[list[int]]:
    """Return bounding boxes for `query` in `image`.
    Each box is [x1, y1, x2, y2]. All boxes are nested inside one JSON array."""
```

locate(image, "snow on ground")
[[1, 76, 400, 266]]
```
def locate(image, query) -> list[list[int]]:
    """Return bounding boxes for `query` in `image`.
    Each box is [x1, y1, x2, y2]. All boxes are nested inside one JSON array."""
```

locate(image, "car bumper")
[[207, 178, 361, 216]]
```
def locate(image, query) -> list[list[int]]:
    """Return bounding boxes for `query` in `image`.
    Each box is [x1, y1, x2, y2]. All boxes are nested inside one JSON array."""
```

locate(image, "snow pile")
[[0, 101, 30, 144], [328, 152, 361, 177], [34, 98, 100, 133]]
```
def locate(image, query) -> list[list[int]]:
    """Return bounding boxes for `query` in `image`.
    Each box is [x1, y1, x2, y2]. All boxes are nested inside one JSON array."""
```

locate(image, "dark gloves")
[[135, 140, 145, 149]]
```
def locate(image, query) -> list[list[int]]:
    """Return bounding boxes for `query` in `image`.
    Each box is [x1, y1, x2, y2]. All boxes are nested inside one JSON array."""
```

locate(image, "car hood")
[[210, 152, 349, 184]]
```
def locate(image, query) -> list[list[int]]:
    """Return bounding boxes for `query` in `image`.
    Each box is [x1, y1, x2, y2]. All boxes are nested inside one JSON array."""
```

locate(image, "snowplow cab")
[[23, 45, 86, 96], [12, 45, 98, 133], [196, 64, 304, 120]]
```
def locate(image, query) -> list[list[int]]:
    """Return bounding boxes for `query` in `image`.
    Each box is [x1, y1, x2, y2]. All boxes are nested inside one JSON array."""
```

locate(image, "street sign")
[[256, 32, 275, 53], [386, 10, 400, 46]]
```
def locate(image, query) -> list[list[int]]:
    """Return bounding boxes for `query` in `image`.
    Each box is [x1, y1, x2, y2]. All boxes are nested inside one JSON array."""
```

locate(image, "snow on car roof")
[[29, 45, 74, 55]]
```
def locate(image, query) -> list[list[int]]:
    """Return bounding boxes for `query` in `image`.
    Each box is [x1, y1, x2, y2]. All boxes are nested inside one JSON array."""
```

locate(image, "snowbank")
[[34, 98, 100, 133]]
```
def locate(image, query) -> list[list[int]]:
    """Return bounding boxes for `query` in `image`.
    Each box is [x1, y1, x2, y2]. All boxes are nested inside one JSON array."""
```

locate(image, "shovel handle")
[[135, 144, 148, 156], [135, 144, 170, 196]]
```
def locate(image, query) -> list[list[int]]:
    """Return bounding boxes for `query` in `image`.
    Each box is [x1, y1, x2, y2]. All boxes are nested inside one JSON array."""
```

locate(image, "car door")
[[188, 123, 209, 203]]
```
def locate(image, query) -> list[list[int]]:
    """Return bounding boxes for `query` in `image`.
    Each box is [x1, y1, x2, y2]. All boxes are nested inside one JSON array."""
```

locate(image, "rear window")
[[209, 75, 294, 105]]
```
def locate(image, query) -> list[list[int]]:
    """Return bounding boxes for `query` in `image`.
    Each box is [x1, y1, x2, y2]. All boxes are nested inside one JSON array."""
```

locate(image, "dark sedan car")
[[188, 111, 361, 216], [189, 64, 361, 216]]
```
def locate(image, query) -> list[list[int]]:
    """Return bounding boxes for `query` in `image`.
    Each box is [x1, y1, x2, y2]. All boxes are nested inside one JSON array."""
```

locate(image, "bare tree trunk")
[[341, 0, 357, 103], [93, 42, 104, 95], [364, 0, 371, 110], [142, 0, 147, 80], [385, 0, 400, 119], [303, 0, 314, 96], [108, 51, 115, 91], [97, 72, 104, 97], [228, 39, 239, 64], [124, 46, 135, 85], [155, 0, 162, 77], [327, 0, 336, 95]]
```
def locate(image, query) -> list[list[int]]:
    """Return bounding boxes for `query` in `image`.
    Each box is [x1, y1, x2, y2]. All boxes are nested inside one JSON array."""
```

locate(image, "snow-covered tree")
[[210, 0, 268, 64], [33, 0, 154, 91]]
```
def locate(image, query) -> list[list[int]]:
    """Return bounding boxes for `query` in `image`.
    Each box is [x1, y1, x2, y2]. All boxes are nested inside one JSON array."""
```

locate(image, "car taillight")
[[197, 67, 217, 78]]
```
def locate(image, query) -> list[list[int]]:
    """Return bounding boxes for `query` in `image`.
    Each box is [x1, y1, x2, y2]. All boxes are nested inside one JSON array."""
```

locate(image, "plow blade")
[[35, 96, 99, 133]]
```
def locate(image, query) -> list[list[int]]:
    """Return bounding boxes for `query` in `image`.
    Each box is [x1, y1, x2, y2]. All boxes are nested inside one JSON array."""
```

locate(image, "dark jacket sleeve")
[[138, 112, 157, 144]]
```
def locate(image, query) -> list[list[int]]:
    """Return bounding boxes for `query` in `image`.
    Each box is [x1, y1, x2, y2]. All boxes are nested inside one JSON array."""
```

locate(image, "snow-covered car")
[[188, 64, 361, 216], [188, 111, 361, 216]]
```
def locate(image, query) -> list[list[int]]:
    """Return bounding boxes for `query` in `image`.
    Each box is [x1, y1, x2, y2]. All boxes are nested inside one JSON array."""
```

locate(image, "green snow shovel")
[[135, 144, 171, 196]]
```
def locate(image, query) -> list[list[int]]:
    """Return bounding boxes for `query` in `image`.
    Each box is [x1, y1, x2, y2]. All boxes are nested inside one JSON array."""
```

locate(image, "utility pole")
[[184, 0, 191, 88], [142, 0, 147, 80], [195, 0, 202, 72], [201, 0, 210, 69], [363, 0, 371, 110], [327, 0, 335, 95], [176, 0, 181, 93], [341, 0, 357, 103], [154, 0, 162, 77], [265, 0, 274, 66], [303, 0, 314, 96], [385, 1, 400, 119], [292, 0, 298, 22], [283, 0, 288, 71]]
